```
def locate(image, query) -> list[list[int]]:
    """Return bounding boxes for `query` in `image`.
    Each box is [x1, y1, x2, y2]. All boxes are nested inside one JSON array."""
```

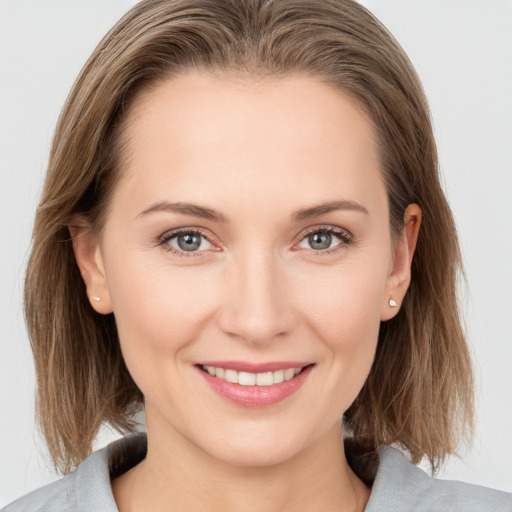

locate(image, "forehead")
[[116, 71, 385, 217]]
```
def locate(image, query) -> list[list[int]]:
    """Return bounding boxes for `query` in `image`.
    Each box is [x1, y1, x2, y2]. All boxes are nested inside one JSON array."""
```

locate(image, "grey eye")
[[176, 233, 202, 251], [308, 231, 332, 250], [163, 229, 214, 255], [297, 228, 349, 253]]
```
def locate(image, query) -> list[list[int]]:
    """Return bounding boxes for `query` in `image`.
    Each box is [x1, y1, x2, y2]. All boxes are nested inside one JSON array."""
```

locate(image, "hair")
[[25, 0, 473, 475]]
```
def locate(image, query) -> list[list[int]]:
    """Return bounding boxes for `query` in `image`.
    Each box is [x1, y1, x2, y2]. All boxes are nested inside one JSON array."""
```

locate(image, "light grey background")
[[1, 0, 511, 506]]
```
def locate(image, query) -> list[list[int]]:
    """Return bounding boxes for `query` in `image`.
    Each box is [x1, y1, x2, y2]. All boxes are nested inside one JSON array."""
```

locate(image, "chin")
[[194, 420, 328, 469], [208, 439, 302, 468]]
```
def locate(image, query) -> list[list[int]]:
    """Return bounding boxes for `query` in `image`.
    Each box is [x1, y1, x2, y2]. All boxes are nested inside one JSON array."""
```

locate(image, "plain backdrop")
[[1, 0, 511, 506]]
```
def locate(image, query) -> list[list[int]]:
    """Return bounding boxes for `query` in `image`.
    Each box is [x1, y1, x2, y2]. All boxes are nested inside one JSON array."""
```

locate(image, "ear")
[[68, 216, 113, 315], [380, 204, 422, 321]]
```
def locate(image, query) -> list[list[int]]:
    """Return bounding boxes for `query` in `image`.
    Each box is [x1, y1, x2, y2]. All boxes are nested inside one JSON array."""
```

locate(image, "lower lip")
[[197, 365, 314, 408]]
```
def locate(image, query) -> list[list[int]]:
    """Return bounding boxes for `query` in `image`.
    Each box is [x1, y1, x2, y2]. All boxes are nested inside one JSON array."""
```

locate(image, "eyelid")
[[297, 224, 353, 241], [156, 224, 353, 258], [293, 224, 353, 255], [157, 227, 220, 257]]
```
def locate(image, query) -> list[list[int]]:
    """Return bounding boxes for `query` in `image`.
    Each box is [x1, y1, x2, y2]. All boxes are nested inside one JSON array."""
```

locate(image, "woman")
[[3, 0, 511, 510]]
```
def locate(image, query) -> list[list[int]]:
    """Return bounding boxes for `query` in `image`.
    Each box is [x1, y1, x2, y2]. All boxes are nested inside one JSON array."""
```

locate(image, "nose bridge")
[[219, 245, 294, 344]]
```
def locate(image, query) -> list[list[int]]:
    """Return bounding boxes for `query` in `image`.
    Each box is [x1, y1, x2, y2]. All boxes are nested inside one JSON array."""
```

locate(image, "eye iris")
[[177, 233, 201, 251], [309, 231, 331, 250]]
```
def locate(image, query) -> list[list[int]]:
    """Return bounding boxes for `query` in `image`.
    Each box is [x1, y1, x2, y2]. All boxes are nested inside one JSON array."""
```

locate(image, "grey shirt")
[[4, 434, 512, 511]]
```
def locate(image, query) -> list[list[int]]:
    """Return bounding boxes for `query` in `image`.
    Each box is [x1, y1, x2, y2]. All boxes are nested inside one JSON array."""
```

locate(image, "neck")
[[113, 412, 370, 512]]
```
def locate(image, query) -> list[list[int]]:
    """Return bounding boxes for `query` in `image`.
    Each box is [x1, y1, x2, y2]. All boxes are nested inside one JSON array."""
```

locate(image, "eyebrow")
[[291, 200, 369, 220], [137, 199, 368, 223], [137, 201, 228, 222]]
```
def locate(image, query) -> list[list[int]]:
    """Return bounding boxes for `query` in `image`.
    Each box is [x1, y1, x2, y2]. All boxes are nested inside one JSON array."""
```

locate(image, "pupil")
[[178, 233, 201, 251], [309, 232, 331, 250]]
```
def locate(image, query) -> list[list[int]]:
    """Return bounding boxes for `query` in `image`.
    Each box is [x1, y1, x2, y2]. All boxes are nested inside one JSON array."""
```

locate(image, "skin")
[[71, 71, 421, 512]]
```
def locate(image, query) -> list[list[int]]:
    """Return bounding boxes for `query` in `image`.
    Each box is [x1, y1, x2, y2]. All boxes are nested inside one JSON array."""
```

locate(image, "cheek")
[[104, 238, 389, 409], [293, 259, 387, 409], [105, 257, 226, 417], [295, 256, 387, 338], [105, 255, 219, 368], [108, 250, 388, 351]]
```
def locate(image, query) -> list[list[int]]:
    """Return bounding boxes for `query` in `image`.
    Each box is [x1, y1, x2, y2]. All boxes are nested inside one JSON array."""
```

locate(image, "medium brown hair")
[[25, 0, 473, 474]]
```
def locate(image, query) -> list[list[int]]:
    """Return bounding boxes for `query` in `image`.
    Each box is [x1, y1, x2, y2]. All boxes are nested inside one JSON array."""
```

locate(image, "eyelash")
[[157, 225, 353, 258]]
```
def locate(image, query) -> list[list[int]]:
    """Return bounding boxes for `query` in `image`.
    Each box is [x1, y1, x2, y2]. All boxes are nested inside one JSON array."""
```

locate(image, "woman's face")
[[82, 71, 410, 467]]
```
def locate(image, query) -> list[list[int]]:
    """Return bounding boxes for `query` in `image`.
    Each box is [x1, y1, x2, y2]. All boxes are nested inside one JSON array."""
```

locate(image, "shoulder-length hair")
[[25, 0, 473, 473]]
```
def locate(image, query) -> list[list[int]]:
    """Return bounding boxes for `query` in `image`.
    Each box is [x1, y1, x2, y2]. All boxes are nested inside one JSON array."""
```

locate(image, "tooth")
[[256, 372, 274, 386], [284, 368, 295, 381], [273, 370, 284, 384], [238, 371, 256, 386], [224, 369, 238, 383], [205, 366, 304, 385]]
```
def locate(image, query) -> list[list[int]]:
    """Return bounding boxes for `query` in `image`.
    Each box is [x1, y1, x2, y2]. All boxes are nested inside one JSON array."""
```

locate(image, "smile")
[[201, 365, 303, 386], [196, 362, 314, 407]]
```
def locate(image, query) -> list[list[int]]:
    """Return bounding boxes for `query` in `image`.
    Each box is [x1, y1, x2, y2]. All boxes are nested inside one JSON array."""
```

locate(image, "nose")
[[217, 248, 296, 345]]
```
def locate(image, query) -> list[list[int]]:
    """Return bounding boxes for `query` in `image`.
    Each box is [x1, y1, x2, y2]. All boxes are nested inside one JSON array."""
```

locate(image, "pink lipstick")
[[195, 361, 314, 408]]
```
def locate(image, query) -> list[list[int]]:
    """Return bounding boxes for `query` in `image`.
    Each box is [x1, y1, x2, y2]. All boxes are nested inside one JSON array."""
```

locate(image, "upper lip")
[[196, 361, 313, 373]]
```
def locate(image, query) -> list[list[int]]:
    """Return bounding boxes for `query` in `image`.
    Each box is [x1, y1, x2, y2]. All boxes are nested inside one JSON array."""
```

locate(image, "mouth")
[[196, 362, 314, 407], [199, 364, 305, 386]]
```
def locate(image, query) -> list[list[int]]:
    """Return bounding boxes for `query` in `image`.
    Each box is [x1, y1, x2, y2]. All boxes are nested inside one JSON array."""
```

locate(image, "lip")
[[196, 362, 314, 408], [196, 360, 311, 373]]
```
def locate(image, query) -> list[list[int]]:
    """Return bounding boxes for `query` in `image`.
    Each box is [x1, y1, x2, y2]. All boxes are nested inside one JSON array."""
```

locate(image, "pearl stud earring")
[[92, 296, 101, 302], [389, 298, 397, 307]]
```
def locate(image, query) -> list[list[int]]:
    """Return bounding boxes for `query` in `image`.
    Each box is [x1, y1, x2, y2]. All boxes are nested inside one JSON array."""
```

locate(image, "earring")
[[92, 296, 101, 302], [388, 298, 398, 307]]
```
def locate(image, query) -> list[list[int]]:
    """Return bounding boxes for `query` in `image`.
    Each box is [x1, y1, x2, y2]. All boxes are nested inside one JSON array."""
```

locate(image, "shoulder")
[[365, 445, 512, 512], [1, 476, 72, 512], [2, 434, 147, 512]]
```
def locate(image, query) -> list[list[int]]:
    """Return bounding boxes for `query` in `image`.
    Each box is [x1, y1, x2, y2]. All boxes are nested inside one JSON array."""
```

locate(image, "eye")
[[159, 228, 214, 256], [158, 226, 351, 257], [296, 227, 352, 253]]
